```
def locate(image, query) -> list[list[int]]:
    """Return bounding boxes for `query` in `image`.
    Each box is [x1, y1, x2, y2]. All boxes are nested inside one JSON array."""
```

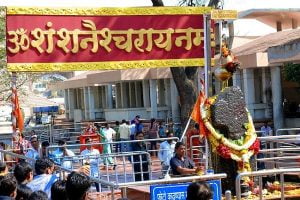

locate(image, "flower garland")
[[200, 95, 260, 174]]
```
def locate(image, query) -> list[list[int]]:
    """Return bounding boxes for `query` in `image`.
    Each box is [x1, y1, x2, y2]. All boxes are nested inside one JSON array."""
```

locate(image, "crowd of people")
[[0, 115, 210, 199], [0, 158, 93, 200]]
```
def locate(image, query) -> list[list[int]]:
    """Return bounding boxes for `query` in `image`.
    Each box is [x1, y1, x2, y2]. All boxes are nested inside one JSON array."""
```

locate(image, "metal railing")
[[256, 135, 300, 169], [188, 135, 208, 170], [235, 168, 300, 200], [276, 128, 300, 136]]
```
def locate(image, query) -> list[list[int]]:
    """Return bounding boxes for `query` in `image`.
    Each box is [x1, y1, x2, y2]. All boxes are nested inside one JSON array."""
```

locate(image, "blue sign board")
[[150, 180, 221, 200]]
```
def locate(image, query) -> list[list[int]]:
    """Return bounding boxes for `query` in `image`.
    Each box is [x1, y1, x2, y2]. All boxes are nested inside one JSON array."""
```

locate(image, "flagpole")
[[11, 72, 17, 137]]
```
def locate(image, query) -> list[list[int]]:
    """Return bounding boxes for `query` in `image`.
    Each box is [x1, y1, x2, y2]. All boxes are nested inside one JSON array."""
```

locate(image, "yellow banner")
[[211, 10, 238, 20]]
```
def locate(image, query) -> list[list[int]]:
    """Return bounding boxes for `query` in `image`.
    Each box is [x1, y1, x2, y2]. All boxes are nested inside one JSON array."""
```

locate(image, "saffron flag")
[[191, 79, 208, 136], [191, 92, 202, 123], [12, 88, 24, 133]]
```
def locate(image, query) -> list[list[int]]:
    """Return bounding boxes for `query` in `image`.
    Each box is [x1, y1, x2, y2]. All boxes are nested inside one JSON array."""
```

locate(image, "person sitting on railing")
[[27, 158, 57, 199], [25, 135, 40, 165], [131, 132, 150, 181], [80, 137, 100, 192], [65, 172, 91, 200], [52, 140, 75, 170], [186, 182, 212, 200], [170, 142, 203, 176], [51, 180, 67, 200], [13, 161, 33, 196], [0, 161, 8, 176], [0, 174, 17, 200], [158, 132, 176, 178]]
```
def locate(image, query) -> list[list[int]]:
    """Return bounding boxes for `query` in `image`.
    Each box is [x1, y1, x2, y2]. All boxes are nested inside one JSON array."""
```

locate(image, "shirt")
[[119, 123, 131, 139], [170, 155, 195, 175], [25, 148, 40, 166], [260, 126, 272, 137], [52, 148, 75, 169], [101, 128, 116, 142], [158, 141, 175, 166], [81, 148, 101, 177], [27, 174, 57, 199]]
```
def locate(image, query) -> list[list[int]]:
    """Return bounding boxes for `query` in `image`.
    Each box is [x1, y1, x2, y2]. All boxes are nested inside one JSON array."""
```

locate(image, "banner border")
[[7, 58, 215, 72], [6, 6, 212, 16]]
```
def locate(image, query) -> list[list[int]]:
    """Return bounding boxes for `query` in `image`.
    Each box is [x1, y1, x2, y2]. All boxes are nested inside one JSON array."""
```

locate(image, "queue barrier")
[[235, 168, 300, 200], [257, 135, 300, 169]]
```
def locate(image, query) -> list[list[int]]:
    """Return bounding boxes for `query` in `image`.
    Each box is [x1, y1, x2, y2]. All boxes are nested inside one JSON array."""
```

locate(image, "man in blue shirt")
[[170, 142, 202, 176]]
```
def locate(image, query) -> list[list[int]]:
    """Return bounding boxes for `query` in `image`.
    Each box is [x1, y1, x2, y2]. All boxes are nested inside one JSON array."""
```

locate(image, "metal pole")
[[204, 14, 212, 97], [11, 72, 17, 137]]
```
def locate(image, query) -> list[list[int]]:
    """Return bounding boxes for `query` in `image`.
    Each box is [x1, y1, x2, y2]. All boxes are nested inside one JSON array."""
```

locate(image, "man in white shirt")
[[80, 137, 101, 192], [158, 132, 176, 178], [52, 140, 75, 170], [119, 119, 131, 152]]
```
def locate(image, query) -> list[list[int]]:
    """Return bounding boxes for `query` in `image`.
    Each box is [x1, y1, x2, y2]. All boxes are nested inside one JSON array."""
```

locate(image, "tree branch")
[[151, 0, 164, 6]]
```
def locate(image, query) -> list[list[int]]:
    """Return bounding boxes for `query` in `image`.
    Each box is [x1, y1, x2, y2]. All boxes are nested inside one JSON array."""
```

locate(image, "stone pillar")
[[271, 66, 284, 131], [150, 79, 158, 118], [121, 82, 129, 108], [243, 69, 255, 116], [88, 86, 95, 120], [135, 81, 142, 107], [106, 85, 113, 109], [83, 87, 89, 120], [142, 80, 150, 107], [170, 79, 180, 123], [68, 88, 75, 120], [116, 83, 122, 109]]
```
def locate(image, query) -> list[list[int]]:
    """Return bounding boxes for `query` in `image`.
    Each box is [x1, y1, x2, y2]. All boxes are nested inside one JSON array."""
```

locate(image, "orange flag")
[[191, 92, 202, 123], [13, 89, 24, 133]]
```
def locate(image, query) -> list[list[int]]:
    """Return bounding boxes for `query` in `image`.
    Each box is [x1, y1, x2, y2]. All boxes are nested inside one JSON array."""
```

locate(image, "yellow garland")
[[201, 95, 258, 175]]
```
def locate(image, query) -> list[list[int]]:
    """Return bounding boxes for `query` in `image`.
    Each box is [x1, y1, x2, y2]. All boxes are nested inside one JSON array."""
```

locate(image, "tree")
[[0, 7, 42, 103], [284, 63, 300, 85], [150, 0, 220, 126]]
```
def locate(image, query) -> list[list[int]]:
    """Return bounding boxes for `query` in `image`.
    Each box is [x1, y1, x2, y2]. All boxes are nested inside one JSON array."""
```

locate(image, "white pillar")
[[135, 81, 142, 107], [68, 88, 75, 120], [64, 89, 69, 118], [158, 79, 166, 106], [116, 83, 122, 109], [150, 79, 158, 118], [271, 66, 284, 131], [170, 79, 180, 123], [233, 69, 242, 89], [106, 85, 113, 109], [83, 87, 88, 120], [121, 82, 128, 108], [101, 86, 106, 108], [88, 86, 95, 120], [243, 69, 255, 116], [164, 79, 172, 118], [129, 82, 136, 108], [142, 80, 150, 107]]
